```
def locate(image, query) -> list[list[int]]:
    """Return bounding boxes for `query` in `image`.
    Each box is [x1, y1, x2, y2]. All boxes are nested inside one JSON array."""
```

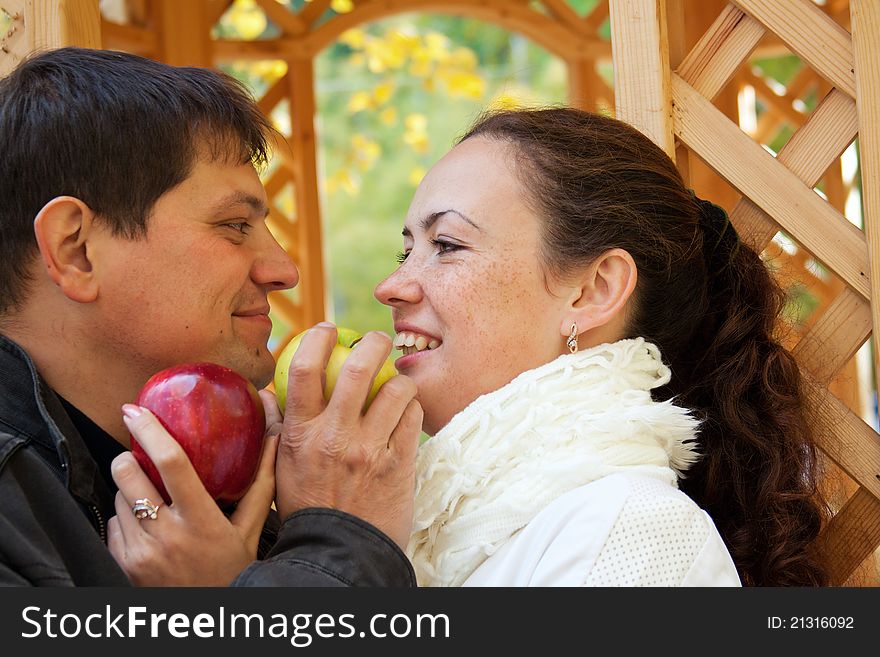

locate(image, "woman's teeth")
[[394, 332, 441, 354]]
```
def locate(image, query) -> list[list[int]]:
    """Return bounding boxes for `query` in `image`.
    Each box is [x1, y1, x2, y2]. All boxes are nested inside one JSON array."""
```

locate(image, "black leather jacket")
[[0, 334, 415, 586]]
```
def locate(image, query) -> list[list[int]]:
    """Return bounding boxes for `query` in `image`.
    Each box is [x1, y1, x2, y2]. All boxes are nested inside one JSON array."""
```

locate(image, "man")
[[0, 47, 422, 586]]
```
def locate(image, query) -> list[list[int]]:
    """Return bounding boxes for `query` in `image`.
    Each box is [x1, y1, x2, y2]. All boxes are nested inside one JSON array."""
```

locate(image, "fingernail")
[[122, 404, 143, 419], [316, 321, 335, 328]]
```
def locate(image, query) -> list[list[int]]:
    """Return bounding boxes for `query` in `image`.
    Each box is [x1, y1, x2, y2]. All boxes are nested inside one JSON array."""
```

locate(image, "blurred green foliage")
[[315, 15, 568, 338]]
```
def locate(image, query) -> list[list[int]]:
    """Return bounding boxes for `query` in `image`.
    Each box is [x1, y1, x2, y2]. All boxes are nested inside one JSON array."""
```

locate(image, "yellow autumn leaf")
[[404, 113, 428, 132], [340, 28, 366, 49], [251, 59, 288, 82], [347, 91, 374, 113], [372, 80, 395, 105], [403, 132, 430, 155], [224, 0, 267, 40], [488, 93, 523, 111], [374, 37, 408, 70], [352, 138, 381, 171], [379, 107, 398, 126], [331, 0, 354, 14], [449, 47, 478, 70], [424, 32, 450, 61], [438, 69, 485, 99], [327, 169, 359, 196], [364, 40, 388, 74], [408, 166, 427, 186], [388, 29, 420, 58], [409, 49, 433, 78], [404, 113, 429, 154]]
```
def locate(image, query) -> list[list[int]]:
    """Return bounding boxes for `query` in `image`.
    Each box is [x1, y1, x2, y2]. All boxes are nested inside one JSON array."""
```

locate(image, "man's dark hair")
[[0, 47, 273, 314]]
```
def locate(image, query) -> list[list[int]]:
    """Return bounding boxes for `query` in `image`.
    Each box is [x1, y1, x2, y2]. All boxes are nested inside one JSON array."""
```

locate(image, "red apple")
[[130, 362, 266, 508]]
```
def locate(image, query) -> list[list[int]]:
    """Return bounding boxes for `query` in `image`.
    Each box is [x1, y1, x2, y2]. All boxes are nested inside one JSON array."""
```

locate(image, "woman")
[[374, 107, 828, 587]]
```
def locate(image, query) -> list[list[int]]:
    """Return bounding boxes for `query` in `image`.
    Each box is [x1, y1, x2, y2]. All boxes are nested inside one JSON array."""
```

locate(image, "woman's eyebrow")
[[402, 209, 481, 237]]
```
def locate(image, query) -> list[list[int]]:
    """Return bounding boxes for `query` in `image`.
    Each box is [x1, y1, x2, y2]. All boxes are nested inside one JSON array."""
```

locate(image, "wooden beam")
[[677, 4, 764, 101], [542, 0, 593, 37], [205, 0, 235, 30], [25, 0, 101, 51], [296, 0, 332, 31], [254, 0, 305, 36], [568, 60, 609, 111], [668, 0, 740, 211], [158, 0, 211, 66], [303, 0, 598, 62], [257, 71, 291, 118], [672, 74, 870, 302], [793, 288, 872, 386], [583, 0, 611, 34], [100, 19, 159, 56], [287, 56, 326, 327], [733, 88, 858, 251], [852, 0, 880, 398], [818, 488, 880, 586], [806, 377, 880, 502], [610, 0, 675, 158], [733, 0, 856, 99]]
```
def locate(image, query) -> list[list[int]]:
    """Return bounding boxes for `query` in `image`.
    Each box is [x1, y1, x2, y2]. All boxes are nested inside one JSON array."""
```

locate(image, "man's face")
[[90, 155, 299, 389]]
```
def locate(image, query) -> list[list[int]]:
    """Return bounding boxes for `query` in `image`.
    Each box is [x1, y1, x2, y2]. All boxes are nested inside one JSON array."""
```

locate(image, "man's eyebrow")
[[211, 192, 269, 218], [402, 210, 481, 236]]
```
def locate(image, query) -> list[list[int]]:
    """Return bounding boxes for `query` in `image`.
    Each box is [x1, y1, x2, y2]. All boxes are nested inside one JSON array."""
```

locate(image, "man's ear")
[[561, 248, 637, 341], [33, 196, 100, 303]]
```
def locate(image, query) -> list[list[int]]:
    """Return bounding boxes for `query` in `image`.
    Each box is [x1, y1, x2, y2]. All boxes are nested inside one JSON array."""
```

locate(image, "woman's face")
[[374, 137, 573, 435]]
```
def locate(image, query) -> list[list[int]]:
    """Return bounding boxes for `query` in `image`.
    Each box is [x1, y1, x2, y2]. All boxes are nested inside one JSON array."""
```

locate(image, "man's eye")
[[225, 222, 251, 234]]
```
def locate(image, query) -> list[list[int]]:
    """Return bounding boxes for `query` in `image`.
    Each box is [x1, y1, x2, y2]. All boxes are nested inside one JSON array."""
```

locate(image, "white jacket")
[[463, 472, 741, 587]]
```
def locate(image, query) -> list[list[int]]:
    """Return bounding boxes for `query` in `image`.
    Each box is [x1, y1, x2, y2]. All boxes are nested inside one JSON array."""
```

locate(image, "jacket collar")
[[0, 333, 108, 509]]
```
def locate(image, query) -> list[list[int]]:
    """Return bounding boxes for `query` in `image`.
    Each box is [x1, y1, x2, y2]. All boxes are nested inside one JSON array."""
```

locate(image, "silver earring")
[[566, 323, 578, 354]]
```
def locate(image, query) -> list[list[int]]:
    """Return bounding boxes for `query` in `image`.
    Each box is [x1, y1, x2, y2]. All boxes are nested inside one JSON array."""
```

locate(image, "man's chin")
[[229, 345, 274, 390]]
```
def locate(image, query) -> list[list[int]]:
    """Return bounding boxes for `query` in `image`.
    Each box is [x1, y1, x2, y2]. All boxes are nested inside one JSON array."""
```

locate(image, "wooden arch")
[[1, 0, 878, 585]]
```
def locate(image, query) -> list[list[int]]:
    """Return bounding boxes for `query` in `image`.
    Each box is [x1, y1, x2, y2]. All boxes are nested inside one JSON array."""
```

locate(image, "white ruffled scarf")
[[406, 338, 702, 587]]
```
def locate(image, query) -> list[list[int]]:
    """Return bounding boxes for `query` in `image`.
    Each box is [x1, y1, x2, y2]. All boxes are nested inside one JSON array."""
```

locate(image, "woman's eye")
[[431, 239, 461, 255]]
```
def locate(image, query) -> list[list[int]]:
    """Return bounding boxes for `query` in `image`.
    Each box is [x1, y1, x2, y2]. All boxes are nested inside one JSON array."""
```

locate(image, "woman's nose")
[[374, 263, 421, 306]]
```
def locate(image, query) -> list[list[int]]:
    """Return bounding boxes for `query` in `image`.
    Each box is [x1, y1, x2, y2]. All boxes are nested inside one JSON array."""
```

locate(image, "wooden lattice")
[[612, 0, 880, 585]]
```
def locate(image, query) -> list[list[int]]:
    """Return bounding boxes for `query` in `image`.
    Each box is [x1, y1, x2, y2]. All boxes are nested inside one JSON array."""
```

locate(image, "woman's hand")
[[107, 406, 278, 586]]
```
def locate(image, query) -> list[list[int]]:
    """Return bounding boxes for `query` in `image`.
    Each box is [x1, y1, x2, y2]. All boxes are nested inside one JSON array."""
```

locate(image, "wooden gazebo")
[[2, 0, 877, 586]]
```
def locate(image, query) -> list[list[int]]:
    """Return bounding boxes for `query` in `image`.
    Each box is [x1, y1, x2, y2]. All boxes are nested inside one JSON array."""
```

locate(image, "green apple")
[[274, 326, 398, 414]]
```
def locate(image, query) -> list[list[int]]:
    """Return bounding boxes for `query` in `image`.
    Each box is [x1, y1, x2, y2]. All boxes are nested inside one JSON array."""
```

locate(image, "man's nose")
[[254, 231, 300, 291]]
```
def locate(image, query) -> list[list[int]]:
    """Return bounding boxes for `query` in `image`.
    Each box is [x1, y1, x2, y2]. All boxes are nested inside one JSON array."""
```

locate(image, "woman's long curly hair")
[[460, 107, 829, 586]]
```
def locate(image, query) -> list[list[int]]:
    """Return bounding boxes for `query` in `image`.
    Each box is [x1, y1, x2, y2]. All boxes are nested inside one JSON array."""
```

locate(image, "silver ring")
[[131, 498, 161, 520]]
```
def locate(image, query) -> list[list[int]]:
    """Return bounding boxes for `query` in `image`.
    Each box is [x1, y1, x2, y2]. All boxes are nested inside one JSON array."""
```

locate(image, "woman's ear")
[[561, 248, 637, 344], [33, 196, 100, 303]]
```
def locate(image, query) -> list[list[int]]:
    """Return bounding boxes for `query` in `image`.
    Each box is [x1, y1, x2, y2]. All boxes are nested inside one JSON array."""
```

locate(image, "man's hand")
[[275, 323, 422, 549], [107, 407, 278, 586]]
